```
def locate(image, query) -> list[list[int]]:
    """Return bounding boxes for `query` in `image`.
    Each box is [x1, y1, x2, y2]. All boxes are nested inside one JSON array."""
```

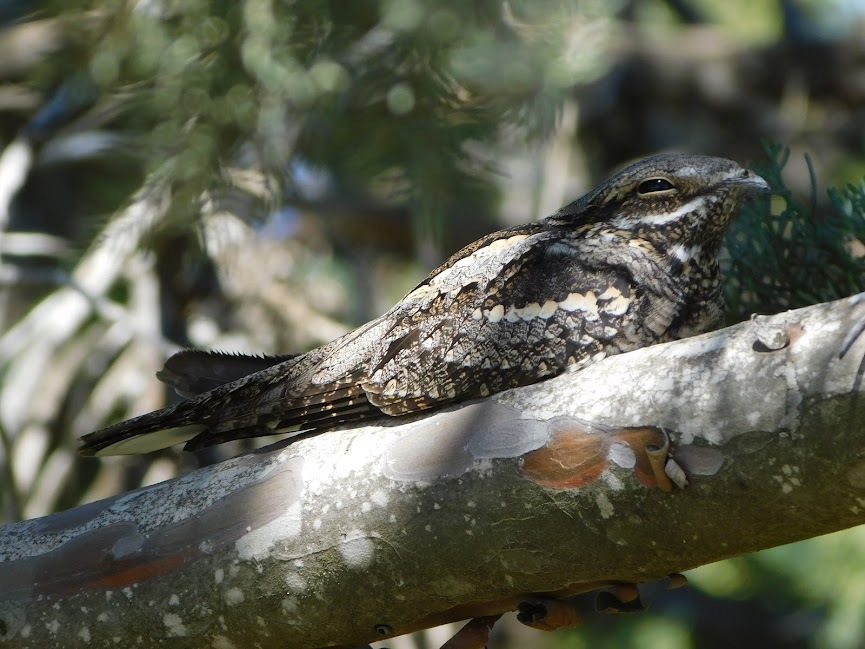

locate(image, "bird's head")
[[548, 153, 770, 255]]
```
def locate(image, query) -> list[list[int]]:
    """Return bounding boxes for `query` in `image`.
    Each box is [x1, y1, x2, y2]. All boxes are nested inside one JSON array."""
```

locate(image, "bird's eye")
[[637, 178, 676, 195]]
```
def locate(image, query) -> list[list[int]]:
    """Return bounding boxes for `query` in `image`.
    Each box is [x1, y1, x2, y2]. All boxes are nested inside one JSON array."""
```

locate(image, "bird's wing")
[[355, 228, 661, 416], [157, 350, 299, 398]]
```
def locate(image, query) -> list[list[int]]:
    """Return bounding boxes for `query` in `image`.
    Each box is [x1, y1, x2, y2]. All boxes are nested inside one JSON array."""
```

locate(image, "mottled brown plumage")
[[79, 153, 768, 456]]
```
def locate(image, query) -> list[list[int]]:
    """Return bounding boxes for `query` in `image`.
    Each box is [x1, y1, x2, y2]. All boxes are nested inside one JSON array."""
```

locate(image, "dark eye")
[[637, 178, 676, 194]]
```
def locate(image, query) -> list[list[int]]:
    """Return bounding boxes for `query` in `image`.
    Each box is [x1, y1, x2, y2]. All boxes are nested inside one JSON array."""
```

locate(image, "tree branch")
[[2, 294, 865, 648]]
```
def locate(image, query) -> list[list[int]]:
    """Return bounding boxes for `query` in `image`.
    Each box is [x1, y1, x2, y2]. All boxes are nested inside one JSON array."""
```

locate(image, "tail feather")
[[78, 401, 204, 457], [183, 392, 379, 451], [79, 355, 384, 456], [184, 401, 380, 451]]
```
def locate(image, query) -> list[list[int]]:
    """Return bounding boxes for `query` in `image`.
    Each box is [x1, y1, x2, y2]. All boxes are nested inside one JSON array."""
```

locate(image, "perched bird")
[[79, 153, 769, 457]]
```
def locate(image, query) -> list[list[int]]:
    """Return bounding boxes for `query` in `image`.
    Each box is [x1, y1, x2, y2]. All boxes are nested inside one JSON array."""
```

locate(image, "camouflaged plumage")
[[79, 153, 768, 456]]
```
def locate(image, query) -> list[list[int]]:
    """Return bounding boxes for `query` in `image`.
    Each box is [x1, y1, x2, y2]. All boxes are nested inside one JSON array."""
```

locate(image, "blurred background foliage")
[[1, 0, 865, 647]]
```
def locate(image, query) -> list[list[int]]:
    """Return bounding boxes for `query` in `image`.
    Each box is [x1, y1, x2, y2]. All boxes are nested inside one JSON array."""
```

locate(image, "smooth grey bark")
[[2, 293, 865, 649]]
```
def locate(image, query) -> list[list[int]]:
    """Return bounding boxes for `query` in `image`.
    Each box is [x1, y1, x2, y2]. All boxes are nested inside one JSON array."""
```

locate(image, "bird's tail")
[[78, 350, 301, 456], [78, 400, 205, 457], [78, 349, 380, 456]]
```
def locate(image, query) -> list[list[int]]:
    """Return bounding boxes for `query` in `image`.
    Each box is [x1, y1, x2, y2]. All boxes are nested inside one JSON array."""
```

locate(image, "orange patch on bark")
[[84, 552, 193, 591], [521, 421, 669, 489]]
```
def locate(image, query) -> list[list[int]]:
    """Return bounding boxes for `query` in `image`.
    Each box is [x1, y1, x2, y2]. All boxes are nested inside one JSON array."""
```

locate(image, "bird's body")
[[79, 153, 768, 456]]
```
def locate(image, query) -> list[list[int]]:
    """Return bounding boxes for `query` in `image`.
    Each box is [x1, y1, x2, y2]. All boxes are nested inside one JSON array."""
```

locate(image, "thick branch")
[[2, 294, 865, 648]]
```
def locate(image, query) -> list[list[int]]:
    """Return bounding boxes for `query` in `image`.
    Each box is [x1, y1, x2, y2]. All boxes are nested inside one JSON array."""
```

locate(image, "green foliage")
[[724, 143, 865, 323], [41, 0, 610, 247]]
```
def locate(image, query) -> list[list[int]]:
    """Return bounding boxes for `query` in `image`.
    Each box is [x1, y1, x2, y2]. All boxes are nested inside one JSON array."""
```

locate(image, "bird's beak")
[[729, 169, 771, 194]]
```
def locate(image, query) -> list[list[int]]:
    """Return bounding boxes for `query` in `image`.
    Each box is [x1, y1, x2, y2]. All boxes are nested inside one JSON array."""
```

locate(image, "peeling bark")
[[2, 294, 865, 649]]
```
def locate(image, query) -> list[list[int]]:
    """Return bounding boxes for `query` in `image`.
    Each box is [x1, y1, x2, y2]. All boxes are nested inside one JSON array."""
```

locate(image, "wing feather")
[[158, 350, 299, 398], [358, 233, 683, 415]]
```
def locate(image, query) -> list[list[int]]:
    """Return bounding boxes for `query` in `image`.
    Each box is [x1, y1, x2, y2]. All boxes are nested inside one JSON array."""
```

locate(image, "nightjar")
[[79, 153, 768, 456]]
